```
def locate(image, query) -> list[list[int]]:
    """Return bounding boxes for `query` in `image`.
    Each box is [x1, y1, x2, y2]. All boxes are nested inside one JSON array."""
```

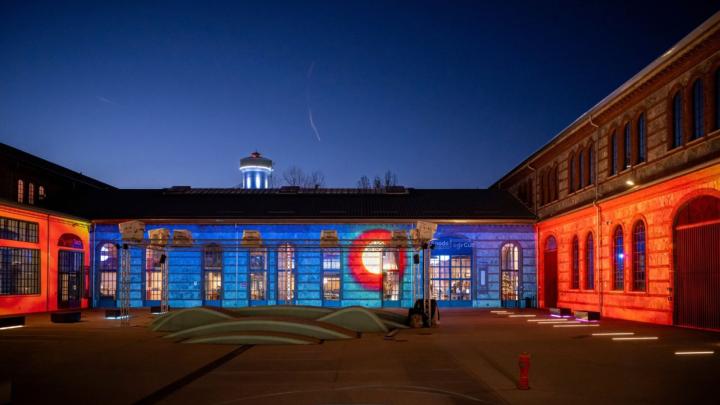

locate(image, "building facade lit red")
[[495, 13, 720, 330]]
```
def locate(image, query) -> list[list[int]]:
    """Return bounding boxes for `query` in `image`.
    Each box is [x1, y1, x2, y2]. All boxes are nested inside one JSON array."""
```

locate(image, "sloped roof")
[[71, 187, 535, 222]]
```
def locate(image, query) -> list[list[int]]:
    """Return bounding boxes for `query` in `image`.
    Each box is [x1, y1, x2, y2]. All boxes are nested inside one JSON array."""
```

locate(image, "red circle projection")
[[347, 229, 407, 290]]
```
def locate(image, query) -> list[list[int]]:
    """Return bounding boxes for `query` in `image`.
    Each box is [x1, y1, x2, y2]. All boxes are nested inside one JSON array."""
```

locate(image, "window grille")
[[430, 255, 471, 301], [322, 248, 341, 300], [203, 244, 223, 301], [632, 221, 647, 292], [17, 180, 24, 203], [571, 236, 579, 289], [613, 226, 624, 290], [0, 247, 40, 295], [249, 248, 267, 300], [672, 91, 683, 148], [585, 233, 594, 289], [0, 217, 39, 243], [99, 243, 118, 299], [145, 248, 164, 301]]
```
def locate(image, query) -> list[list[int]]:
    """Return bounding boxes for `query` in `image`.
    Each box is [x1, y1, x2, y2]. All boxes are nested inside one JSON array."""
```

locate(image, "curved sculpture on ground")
[[151, 305, 408, 345], [317, 306, 390, 333], [166, 317, 358, 341]]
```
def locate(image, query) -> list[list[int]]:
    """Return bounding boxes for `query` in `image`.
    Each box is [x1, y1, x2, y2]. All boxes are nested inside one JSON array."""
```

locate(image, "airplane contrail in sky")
[[306, 61, 321, 142]]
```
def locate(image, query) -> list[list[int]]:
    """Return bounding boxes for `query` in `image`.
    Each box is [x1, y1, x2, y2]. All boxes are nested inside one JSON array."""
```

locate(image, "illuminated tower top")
[[239, 151, 273, 189]]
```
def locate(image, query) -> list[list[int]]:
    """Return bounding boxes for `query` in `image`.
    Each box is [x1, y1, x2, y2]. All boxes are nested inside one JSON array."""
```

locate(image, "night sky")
[[1, 1, 717, 189]]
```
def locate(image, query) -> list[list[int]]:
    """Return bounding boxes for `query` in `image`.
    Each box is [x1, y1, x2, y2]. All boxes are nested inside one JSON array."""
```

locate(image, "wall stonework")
[[536, 164, 720, 324]]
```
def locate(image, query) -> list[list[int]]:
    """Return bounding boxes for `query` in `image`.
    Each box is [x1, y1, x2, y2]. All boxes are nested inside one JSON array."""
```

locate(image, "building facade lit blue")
[[91, 222, 536, 309]]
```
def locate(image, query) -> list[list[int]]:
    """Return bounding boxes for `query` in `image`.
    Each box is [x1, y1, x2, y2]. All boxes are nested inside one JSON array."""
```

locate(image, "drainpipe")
[[589, 114, 603, 315]]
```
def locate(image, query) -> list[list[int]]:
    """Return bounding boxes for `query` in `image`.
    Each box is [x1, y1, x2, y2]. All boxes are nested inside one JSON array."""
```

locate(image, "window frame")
[[322, 248, 341, 301], [612, 226, 625, 291], [631, 220, 647, 292], [585, 232, 594, 290], [277, 243, 296, 302], [203, 243, 223, 301], [691, 78, 705, 140], [571, 236, 580, 289], [0, 247, 41, 296], [636, 112, 647, 164], [670, 89, 684, 149], [500, 242, 522, 301], [98, 242, 118, 300]]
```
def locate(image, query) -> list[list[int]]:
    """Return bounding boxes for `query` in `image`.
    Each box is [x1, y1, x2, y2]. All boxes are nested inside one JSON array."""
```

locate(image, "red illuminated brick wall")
[[536, 163, 720, 324], [0, 204, 90, 316]]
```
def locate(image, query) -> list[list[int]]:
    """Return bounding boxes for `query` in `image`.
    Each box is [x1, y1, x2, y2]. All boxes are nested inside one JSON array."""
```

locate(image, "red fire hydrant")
[[518, 352, 530, 390]]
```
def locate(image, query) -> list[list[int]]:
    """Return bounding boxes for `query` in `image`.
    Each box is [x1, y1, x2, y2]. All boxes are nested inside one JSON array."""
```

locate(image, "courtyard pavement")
[[1, 308, 719, 404]]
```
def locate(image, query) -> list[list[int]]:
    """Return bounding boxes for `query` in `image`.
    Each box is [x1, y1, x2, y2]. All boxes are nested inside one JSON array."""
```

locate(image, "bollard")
[[518, 352, 530, 390]]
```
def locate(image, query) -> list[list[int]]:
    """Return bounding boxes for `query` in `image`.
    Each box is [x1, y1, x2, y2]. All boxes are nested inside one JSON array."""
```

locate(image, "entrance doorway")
[[543, 236, 558, 308], [58, 250, 83, 309], [674, 195, 720, 330]]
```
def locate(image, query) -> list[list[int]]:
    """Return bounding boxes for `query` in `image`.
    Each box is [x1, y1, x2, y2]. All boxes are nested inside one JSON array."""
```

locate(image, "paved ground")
[[1, 308, 719, 404]]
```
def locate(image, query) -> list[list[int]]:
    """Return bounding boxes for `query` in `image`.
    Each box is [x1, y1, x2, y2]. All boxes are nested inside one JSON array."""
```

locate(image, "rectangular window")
[[322, 248, 341, 301], [323, 274, 340, 300], [0, 247, 40, 295], [204, 271, 222, 300], [0, 217, 39, 243], [145, 248, 164, 301], [249, 249, 267, 300], [430, 255, 471, 301]]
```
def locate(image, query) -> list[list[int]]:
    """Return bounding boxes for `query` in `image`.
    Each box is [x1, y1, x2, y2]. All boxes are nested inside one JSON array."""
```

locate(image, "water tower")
[[239, 151, 273, 189]]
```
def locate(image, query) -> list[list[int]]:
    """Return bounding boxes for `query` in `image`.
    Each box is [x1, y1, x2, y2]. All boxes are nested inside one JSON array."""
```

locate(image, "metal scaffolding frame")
[[113, 234, 432, 326]]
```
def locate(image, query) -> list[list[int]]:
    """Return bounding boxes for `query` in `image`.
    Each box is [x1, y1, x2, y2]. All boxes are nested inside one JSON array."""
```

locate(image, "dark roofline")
[[1, 142, 115, 190]]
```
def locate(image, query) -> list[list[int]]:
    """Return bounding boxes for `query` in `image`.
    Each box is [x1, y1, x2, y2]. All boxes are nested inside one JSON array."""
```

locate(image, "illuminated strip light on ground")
[[536, 320, 576, 325], [612, 337, 659, 341], [490, 310, 511, 314], [591, 332, 635, 336], [550, 314, 573, 318], [0, 325, 25, 331], [508, 314, 536, 318], [106, 315, 130, 320], [675, 350, 715, 355], [553, 324, 600, 328], [527, 318, 558, 322]]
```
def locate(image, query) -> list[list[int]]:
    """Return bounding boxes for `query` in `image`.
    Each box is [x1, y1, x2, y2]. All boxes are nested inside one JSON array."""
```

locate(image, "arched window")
[[571, 236, 579, 289], [569, 154, 575, 192], [17, 180, 24, 203], [632, 221, 647, 292], [99, 243, 118, 299], [58, 233, 83, 249], [610, 131, 618, 175], [38, 186, 46, 200], [553, 165, 559, 201], [28, 183, 34, 205], [672, 90, 683, 148], [500, 243, 521, 302], [637, 113, 646, 163], [585, 233, 594, 290], [578, 151, 585, 189], [588, 146, 595, 185], [203, 244, 223, 301], [691, 79, 704, 140], [278, 243, 296, 302], [623, 122, 631, 169], [613, 226, 624, 291]]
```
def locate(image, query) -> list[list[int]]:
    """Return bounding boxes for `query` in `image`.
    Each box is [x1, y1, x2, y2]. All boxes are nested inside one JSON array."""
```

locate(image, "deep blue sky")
[[1, 1, 718, 188]]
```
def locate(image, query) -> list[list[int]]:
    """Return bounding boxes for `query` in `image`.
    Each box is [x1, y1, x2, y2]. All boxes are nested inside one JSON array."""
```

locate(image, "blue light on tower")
[[239, 151, 273, 189]]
